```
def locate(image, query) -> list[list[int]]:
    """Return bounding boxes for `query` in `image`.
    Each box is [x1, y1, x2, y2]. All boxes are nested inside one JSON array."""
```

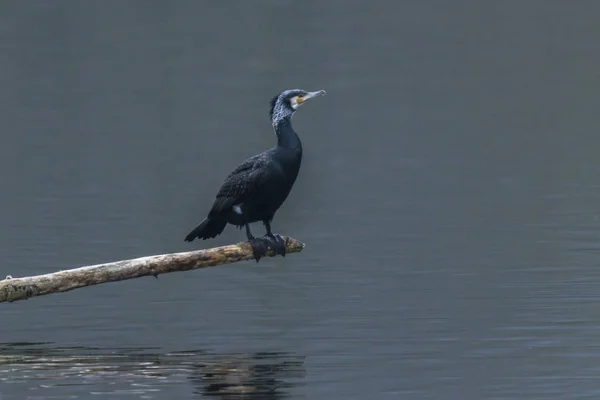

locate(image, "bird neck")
[[274, 116, 302, 150]]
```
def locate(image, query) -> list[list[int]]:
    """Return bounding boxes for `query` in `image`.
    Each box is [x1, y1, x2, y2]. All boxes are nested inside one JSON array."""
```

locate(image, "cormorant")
[[184, 88, 326, 262]]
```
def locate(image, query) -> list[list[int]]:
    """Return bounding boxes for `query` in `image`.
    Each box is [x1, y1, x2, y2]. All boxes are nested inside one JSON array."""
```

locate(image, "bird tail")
[[184, 217, 227, 242]]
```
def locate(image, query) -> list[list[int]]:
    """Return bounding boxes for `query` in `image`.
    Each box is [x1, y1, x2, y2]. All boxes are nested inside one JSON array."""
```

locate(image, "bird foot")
[[263, 233, 287, 258], [248, 237, 270, 263], [248, 234, 286, 262]]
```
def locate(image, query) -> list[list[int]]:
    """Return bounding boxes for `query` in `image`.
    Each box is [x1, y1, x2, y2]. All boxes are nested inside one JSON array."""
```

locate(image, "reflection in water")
[[0, 342, 305, 399], [189, 352, 305, 399]]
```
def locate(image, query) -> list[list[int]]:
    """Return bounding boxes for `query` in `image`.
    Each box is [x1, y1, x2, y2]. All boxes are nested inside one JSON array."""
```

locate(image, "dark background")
[[2, 1, 600, 399]]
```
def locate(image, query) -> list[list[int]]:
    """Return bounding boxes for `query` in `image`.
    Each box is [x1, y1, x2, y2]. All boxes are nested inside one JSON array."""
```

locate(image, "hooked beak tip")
[[307, 90, 326, 98]]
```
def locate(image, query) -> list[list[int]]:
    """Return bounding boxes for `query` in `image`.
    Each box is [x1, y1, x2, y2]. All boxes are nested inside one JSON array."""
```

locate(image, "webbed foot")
[[249, 237, 270, 263], [264, 233, 287, 257]]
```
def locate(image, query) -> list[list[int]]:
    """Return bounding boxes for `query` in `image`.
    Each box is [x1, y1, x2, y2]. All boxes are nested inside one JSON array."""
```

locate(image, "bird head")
[[269, 89, 326, 124]]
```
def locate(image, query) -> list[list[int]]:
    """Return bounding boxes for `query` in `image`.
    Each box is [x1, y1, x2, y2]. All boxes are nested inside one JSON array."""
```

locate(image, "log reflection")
[[0, 342, 305, 398]]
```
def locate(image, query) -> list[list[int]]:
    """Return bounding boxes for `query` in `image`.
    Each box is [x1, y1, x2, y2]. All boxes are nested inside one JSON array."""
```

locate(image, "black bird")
[[185, 88, 326, 262]]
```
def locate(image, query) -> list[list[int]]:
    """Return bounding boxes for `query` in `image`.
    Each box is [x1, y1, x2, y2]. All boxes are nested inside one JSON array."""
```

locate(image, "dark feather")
[[209, 153, 271, 215]]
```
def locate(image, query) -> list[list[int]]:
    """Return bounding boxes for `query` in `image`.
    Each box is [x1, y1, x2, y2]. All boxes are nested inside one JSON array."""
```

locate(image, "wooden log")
[[0, 236, 305, 304]]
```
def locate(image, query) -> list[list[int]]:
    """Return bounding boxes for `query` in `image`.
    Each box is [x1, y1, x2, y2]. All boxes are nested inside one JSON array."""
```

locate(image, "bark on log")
[[0, 237, 305, 304]]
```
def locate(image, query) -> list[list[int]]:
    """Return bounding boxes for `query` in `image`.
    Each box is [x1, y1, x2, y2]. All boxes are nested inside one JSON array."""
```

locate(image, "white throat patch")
[[289, 96, 301, 110]]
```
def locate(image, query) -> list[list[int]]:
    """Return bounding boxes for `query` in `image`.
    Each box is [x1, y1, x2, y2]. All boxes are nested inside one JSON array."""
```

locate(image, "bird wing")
[[208, 152, 272, 215]]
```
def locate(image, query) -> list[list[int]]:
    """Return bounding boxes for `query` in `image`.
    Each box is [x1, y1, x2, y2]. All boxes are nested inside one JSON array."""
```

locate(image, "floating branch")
[[0, 237, 305, 304]]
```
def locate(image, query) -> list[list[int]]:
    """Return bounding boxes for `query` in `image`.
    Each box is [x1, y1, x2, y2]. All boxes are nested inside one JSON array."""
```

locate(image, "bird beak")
[[304, 90, 326, 100]]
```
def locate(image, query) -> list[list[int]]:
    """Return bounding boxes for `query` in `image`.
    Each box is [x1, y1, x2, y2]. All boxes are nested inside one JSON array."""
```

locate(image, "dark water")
[[2, 1, 600, 399]]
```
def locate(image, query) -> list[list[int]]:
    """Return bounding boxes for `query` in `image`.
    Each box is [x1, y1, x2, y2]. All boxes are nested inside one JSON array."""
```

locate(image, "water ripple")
[[0, 343, 305, 399]]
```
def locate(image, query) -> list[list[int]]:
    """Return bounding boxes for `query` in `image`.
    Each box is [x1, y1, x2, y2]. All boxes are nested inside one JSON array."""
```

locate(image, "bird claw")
[[264, 233, 287, 258]]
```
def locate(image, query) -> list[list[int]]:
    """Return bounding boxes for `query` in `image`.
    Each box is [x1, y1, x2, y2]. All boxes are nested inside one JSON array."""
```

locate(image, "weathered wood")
[[0, 237, 305, 304]]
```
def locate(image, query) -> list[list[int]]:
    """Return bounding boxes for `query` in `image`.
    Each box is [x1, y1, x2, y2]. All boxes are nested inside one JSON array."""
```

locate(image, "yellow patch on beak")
[[296, 96, 305, 104]]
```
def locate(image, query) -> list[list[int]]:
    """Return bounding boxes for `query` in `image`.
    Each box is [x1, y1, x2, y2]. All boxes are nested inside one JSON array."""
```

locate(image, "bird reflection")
[[188, 351, 305, 399]]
